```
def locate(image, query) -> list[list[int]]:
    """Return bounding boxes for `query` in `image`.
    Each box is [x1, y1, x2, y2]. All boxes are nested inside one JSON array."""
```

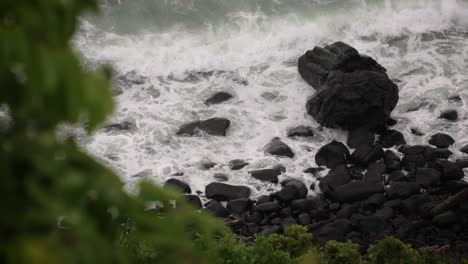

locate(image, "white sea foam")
[[76, 0, 468, 196]]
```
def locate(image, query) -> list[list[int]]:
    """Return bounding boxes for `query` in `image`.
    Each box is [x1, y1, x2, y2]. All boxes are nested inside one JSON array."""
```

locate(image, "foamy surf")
[[75, 0, 468, 197]]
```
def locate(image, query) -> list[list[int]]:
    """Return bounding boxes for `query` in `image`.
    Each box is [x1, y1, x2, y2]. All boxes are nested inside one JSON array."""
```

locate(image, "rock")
[[227, 198, 253, 215], [200, 161, 217, 170], [249, 165, 286, 183], [205, 92, 233, 105], [213, 173, 229, 182], [306, 70, 398, 130], [290, 198, 318, 211], [176, 118, 230, 136], [400, 145, 437, 171], [287, 126, 315, 137], [383, 150, 401, 171], [118, 70, 146, 85], [204, 200, 229, 218], [443, 180, 468, 194], [428, 133, 455, 148], [304, 167, 326, 177], [387, 170, 408, 183], [229, 159, 249, 170], [387, 182, 420, 199], [364, 162, 386, 182], [103, 120, 137, 133], [383, 199, 401, 209], [164, 178, 191, 194], [336, 204, 357, 219], [275, 187, 298, 202], [241, 223, 260, 236], [281, 217, 297, 230], [331, 180, 384, 202], [281, 179, 308, 199], [380, 130, 406, 148], [351, 144, 384, 166], [461, 144, 468, 154], [298, 41, 386, 88], [264, 138, 295, 158], [183, 194, 202, 209], [313, 219, 353, 243], [435, 160, 465, 181], [315, 141, 350, 169], [432, 211, 457, 227], [415, 168, 441, 188], [362, 194, 385, 210], [387, 118, 398, 126], [439, 109, 458, 121], [297, 213, 311, 225], [248, 211, 264, 224], [262, 225, 281, 236], [205, 182, 251, 201], [254, 202, 281, 213], [347, 127, 375, 149], [256, 195, 273, 205], [145, 85, 161, 98], [400, 194, 432, 215], [374, 207, 394, 221], [411, 128, 425, 136], [354, 215, 385, 234], [319, 165, 352, 195], [329, 203, 341, 211]]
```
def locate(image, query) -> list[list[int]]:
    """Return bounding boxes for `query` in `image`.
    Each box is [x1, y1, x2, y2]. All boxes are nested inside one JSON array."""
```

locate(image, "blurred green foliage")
[[325, 240, 361, 264]]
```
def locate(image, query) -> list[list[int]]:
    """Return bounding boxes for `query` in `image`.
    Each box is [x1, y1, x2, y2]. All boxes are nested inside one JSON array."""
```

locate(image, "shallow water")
[[75, 0, 468, 197]]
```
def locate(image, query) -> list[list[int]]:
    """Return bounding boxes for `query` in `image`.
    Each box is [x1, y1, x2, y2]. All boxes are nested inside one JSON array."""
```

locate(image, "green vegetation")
[[0, 1, 466, 264]]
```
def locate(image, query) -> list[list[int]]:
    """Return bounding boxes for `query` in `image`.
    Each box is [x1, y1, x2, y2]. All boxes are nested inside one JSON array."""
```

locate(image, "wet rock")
[[304, 167, 326, 177], [383, 150, 401, 171], [205, 92, 233, 105], [439, 109, 458, 121], [205, 182, 251, 201], [411, 128, 425, 136], [164, 178, 191, 194], [103, 120, 137, 133], [400, 145, 436, 170], [432, 211, 457, 227], [347, 127, 375, 149], [281, 217, 297, 230], [387, 118, 398, 126], [248, 211, 264, 224], [118, 70, 147, 85], [380, 130, 406, 148], [401, 194, 432, 215], [204, 200, 229, 218], [213, 173, 229, 182], [287, 126, 315, 137], [249, 165, 285, 183], [387, 182, 420, 199], [362, 194, 385, 210], [297, 213, 311, 225], [145, 85, 161, 98], [364, 162, 386, 182], [315, 141, 350, 169], [183, 194, 202, 209], [281, 179, 308, 199], [415, 168, 441, 188], [264, 137, 295, 158], [319, 165, 352, 196], [435, 160, 465, 181], [227, 198, 253, 215], [256, 195, 273, 205], [254, 202, 281, 213], [176, 118, 230, 136], [443, 180, 468, 194], [229, 159, 249, 170], [428, 133, 455, 148], [336, 204, 357, 219], [290, 198, 317, 211], [351, 144, 384, 166], [461, 144, 468, 154], [387, 170, 408, 183], [313, 219, 353, 242], [131, 169, 152, 178], [331, 180, 384, 202], [200, 161, 217, 170]]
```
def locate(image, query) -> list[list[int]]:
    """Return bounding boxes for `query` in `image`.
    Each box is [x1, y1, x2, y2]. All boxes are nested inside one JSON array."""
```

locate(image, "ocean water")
[[75, 0, 468, 196]]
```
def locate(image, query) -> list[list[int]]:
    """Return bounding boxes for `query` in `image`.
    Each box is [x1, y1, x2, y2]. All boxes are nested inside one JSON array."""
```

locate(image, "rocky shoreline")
[[156, 42, 468, 258]]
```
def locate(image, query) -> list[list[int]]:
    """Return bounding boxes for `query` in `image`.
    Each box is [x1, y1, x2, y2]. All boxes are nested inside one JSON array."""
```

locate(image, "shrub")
[[266, 225, 314, 258], [325, 240, 361, 264], [368, 237, 423, 264]]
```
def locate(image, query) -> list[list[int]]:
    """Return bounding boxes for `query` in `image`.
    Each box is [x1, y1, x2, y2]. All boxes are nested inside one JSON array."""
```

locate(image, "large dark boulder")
[[227, 198, 253, 215], [315, 141, 350, 169], [428, 133, 455, 148], [351, 144, 384, 166], [205, 92, 233, 105], [387, 182, 420, 199], [264, 137, 295, 158], [287, 126, 315, 137], [347, 127, 375, 149], [205, 182, 251, 201], [330, 180, 384, 202], [312, 219, 353, 243], [249, 165, 286, 183], [299, 42, 398, 130], [306, 70, 399, 130], [204, 200, 229, 218], [176, 118, 230, 136], [164, 178, 191, 194], [319, 165, 352, 196]]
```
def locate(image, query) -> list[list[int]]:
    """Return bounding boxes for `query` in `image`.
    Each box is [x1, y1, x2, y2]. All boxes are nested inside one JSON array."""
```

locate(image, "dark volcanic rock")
[[432, 211, 457, 227], [213, 173, 229, 182], [205, 182, 251, 201], [428, 133, 455, 148], [249, 165, 286, 183], [435, 160, 465, 181], [439, 109, 458, 121], [351, 144, 384, 166], [315, 141, 350, 169], [461, 144, 468, 154], [364, 162, 386, 182], [387, 182, 420, 199], [331, 180, 384, 202], [205, 92, 233, 105], [164, 178, 191, 194], [227, 198, 253, 215], [313, 219, 353, 243], [306, 70, 399, 130], [383, 150, 402, 171], [177, 118, 230, 136], [347, 127, 375, 149], [103, 120, 137, 133], [264, 137, 295, 158], [183, 194, 202, 209], [287, 126, 315, 137], [281, 179, 308, 199], [415, 168, 441, 188], [387, 170, 408, 183], [254, 202, 281, 213], [380, 130, 406, 148], [319, 165, 352, 196], [229, 159, 249, 170], [204, 200, 229, 218]]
